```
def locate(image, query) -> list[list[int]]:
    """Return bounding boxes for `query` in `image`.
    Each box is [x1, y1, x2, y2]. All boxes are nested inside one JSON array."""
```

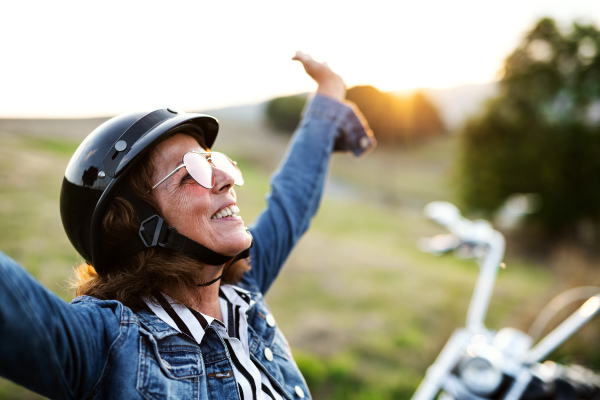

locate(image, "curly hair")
[[73, 133, 250, 311]]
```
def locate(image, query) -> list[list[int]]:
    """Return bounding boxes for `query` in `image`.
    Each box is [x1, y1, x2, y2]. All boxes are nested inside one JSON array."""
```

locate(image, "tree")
[[458, 18, 600, 236], [345, 86, 445, 145], [265, 94, 308, 133], [264, 86, 446, 144]]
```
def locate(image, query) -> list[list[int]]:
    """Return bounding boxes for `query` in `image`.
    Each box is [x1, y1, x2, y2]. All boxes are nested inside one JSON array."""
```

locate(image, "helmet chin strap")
[[196, 247, 251, 287], [100, 189, 252, 284]]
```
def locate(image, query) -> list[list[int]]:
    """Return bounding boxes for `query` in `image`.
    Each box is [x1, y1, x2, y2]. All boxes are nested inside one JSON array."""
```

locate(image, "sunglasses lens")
[[183, 152, 214, 188], [210, 152, 244, 186]]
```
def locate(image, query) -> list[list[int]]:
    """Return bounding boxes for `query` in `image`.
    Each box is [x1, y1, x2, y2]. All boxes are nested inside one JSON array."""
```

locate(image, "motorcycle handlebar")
[[423, 201, 506, 331]]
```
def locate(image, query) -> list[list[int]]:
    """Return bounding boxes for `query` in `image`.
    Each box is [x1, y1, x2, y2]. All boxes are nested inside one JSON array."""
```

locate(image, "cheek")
[[164, 188, 211, 225]]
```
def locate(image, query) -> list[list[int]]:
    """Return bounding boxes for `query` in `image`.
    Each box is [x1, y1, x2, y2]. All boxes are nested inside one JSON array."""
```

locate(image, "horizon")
[[1, 1, 598, 118], [0, 81, 498, 121]]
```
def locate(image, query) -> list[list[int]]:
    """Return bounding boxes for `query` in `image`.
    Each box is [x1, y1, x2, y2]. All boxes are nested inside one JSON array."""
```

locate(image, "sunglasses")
[[151, 151, 244, 190]]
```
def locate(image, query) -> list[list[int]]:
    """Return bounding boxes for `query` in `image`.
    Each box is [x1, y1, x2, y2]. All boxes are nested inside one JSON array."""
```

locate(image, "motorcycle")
[[411, 201, 600, 400]]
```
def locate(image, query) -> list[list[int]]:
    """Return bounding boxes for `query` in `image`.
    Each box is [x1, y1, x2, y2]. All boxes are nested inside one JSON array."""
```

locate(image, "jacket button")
[[266, 314, 276, 327], [295, 385, 305, 398], [264, 347, 274, 361], [360, 136, 370, 149]]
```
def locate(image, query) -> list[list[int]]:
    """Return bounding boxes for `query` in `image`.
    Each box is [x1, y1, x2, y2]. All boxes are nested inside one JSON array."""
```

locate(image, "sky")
[[1, 0, 598, 118]]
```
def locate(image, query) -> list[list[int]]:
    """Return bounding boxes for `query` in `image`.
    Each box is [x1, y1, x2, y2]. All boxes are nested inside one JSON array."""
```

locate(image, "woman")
[[0, 52, 374, 399]]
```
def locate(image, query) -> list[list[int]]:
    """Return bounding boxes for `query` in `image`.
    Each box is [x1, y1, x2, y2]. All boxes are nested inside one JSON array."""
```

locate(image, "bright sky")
[[1, 0, 598, 117]]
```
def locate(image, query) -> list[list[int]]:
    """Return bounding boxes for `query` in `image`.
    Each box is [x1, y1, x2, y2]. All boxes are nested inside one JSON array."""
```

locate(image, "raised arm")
[[0, 252, 121, 399], [244, 53, 375, 294]]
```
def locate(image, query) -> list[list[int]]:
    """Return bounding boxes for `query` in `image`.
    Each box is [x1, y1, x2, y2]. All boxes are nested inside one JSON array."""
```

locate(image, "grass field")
[[0, 115, 598, 399]]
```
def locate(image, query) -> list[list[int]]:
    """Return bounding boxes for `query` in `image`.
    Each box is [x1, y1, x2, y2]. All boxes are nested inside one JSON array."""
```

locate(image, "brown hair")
[[73, 134, 250, 311]]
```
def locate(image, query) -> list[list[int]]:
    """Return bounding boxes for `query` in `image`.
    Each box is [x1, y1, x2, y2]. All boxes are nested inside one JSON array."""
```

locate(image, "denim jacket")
[[0, 94, 373, 399]]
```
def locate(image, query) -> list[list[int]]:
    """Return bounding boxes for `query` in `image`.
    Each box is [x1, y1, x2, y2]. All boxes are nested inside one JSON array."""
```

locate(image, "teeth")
[[211, 205, 240, 219]]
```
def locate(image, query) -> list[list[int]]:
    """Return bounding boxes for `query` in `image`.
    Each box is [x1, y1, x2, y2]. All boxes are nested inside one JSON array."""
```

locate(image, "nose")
[[211, 166, 235, 193]]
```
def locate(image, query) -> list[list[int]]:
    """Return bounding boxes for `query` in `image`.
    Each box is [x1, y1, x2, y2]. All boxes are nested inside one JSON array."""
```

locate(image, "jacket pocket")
[[137, 336, 204, 400]]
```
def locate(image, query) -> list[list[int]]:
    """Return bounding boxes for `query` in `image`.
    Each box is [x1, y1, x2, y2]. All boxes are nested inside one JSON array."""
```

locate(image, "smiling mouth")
[[211, 205, 240, 219]]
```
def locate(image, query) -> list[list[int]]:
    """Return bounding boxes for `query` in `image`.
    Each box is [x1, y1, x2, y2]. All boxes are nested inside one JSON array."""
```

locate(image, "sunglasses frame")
[[151, 151, 243, 190]]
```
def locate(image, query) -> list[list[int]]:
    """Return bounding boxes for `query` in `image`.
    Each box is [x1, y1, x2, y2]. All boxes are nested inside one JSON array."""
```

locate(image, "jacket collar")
[[135, 307, 182, 340], [135, 285, 260, 342]]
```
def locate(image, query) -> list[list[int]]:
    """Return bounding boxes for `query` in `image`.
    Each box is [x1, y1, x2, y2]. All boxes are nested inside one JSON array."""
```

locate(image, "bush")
[[264, 87, 446, 144], [457, 18, 600, 239], [265, 94, 308, 133], [346, 85, 445, 145]]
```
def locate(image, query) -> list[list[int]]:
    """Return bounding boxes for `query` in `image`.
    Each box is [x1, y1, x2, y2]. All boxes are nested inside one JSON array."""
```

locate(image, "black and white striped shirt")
[[144, 285, 284, 400]]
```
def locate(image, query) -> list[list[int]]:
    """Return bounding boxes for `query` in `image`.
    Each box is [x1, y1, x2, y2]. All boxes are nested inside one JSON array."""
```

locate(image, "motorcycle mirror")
[[424, 201, 461, 228]]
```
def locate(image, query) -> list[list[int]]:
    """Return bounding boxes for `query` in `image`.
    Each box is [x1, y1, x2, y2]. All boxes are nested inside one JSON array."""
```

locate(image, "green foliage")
[[265, 93, 308, 133], [458, 18, 600, 235], [264, 87, 446, 144], [346, 85, 446, 145], [295, 351, 418, 399]]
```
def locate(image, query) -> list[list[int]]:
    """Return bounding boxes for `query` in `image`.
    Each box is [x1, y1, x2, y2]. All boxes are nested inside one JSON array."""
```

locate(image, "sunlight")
[[0, 0, 598, 117]]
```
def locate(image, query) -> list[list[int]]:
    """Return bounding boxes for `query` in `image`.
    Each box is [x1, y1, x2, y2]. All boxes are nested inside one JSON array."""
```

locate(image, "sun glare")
[[0, 0, 598, 117]]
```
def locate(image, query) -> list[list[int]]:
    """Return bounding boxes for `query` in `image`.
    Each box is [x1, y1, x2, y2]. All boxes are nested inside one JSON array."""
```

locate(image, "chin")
[[218, 231, 253, 256], [232, 235, 253, 254]]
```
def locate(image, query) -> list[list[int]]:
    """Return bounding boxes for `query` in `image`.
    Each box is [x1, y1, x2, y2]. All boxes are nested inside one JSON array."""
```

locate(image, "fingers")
[[291, 50, 310, 62], [291, 51, 326, 77], [292, 51, 317, 74], [292, 51, 346, 101]]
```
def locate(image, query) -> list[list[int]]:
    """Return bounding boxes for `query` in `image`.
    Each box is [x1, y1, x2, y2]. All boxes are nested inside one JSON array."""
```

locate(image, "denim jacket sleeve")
[[243, 94, 374, 294], [0, 251, 121, 399]]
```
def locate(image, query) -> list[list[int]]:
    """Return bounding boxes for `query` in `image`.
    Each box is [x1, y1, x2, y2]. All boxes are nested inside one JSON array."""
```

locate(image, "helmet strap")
[[196, 250, 249, 287], [99, 188, 252, 285]]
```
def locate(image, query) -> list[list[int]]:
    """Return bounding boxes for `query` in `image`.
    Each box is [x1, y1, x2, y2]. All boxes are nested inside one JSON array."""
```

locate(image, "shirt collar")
[[143, 285, 251, 344], [219, 284, 253, 308]]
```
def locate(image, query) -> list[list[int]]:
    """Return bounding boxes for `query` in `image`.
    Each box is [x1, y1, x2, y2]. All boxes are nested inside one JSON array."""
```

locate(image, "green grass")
[[264, 193, 554, 398], [0, 128, 596, 399], [18, 134, 80, 157]]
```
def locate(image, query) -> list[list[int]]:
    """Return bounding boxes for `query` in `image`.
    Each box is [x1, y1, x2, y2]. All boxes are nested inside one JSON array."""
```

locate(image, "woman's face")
[[150, 133, 251, 257]]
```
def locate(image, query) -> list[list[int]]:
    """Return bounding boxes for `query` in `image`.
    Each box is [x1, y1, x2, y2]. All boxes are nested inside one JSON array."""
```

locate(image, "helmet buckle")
[[139, 214, 171, 247]]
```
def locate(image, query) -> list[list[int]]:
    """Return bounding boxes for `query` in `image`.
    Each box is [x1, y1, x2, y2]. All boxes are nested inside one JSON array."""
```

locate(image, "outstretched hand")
[[292, 51, 346, 102]]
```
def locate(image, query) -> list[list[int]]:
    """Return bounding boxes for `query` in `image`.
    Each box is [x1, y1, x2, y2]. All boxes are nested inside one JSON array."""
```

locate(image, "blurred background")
[[1, 1, 600, 398]]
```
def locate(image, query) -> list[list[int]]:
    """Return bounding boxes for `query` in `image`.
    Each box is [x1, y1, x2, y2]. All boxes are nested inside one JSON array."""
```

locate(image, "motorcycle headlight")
[[459, 356, 503, 396]]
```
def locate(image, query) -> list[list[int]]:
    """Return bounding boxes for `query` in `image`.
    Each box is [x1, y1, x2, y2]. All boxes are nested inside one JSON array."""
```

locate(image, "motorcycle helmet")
[[60, 108, 250, 280]]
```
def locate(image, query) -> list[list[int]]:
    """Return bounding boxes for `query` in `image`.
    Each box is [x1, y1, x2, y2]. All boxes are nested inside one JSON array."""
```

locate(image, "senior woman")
[[0, 52, 374, 399]]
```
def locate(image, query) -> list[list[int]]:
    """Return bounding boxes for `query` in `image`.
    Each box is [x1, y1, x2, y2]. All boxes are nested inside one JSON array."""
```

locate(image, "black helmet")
[[60, 108, 223, 274]]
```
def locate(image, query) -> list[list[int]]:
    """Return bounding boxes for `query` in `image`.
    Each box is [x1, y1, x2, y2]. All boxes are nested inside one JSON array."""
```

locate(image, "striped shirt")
[[144, 285, 284, 400]]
